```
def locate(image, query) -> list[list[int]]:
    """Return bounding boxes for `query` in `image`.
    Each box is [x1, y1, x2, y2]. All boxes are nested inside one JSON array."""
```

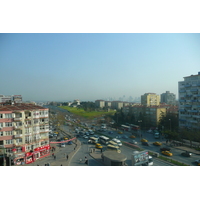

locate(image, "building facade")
[[0, 102, 50, 166], [178, 72, 200, 130], [95, 100, 105, 108], [141, 93, 160, 106], [161, 91, 176, 105]]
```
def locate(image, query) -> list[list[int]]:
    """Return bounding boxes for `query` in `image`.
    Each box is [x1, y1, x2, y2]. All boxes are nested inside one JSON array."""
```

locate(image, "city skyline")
[[1, 33, 200, 102]]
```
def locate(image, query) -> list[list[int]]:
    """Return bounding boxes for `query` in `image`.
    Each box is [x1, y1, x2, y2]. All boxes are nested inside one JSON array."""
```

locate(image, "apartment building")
[[0, 94, 22, 103], [178, 72, 200, 130], [141, 93, 160, 106], [122, 104, 169, 127], [111, 101, 124, 110], [161, 91, 176, 105], [105, 101, 112, 107], [95, 100, 105, 108], [0, 102, 50, 166]]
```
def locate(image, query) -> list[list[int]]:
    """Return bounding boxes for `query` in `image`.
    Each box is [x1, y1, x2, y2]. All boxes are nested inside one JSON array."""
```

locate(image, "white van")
[[112, 138, 122, 146]]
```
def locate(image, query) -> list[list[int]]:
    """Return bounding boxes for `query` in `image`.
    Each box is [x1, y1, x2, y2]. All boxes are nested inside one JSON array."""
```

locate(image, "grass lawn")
[[59, 106, 116, 119]]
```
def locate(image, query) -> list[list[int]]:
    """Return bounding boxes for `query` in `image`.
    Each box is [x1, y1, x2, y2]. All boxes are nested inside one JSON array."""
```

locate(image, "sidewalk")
[[20, 139, 81, 166]]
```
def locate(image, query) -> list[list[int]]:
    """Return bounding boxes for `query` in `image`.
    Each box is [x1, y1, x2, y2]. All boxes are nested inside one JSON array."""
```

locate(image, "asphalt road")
[[46, 105, 200, 166]]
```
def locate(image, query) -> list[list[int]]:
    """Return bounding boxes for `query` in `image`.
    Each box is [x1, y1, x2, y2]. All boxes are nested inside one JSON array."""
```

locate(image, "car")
[[153, 141, 162, 146], [64, 137, 68, 140], [130, 140, 137, 144], [194, 159, 200, 165], [67, 141, 72, 145], [93, 135, 99, 139], [108, 131, 113, 134], [142, 141, 149, 146], [95, 143, 103, 149], [122, 135, 128, 139], [116, 135, 121, 139], [61, 143, 66, 148], [181, 151, 192, 157], [118, 131, 123, 134], [160, 147, 171, 152], [162, 151, 173, 156], [129, 135, 136, 138], [83, 135, 88, 139], [141, 138, 148, 143]]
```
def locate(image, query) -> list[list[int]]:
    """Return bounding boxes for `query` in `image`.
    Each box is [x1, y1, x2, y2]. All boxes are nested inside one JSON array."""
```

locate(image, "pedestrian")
[[37, 164, 39, 166], [101, 148, 103, 153], [54, 155, 56, 160], [66, 155, 68, 160], [85, 156, 87, 160], [74, 147, 76, 150], [60, 164, 62, 166], [52, 153, 54, 157]]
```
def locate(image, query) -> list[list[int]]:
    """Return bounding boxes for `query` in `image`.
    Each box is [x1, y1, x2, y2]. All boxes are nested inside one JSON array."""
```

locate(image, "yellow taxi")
[[64, 137, 68, 140], [153, 141, 162, 146], [95, 143, 103, 149], [118, 131, 123, 134], [129, 135, 136, 139], [141, 138, 148, 143], [162, 151, 173, 156]]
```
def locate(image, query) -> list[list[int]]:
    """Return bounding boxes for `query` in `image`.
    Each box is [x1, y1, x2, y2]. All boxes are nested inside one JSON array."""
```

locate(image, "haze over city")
[[1, 33, 200, 102]]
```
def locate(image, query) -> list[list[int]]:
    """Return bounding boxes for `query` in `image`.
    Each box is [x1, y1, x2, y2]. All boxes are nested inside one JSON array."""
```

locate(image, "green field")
[[59, 106, 116, 119]]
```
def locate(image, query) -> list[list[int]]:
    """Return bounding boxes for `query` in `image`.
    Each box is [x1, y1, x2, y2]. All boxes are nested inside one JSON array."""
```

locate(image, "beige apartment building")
[[141, 93, 160, 106], [0, 102, 50, 166], [95, 100, 105, 108], [122, 105, 167, 127]]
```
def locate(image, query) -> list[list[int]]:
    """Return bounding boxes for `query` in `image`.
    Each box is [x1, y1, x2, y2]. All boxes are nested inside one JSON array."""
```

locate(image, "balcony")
[[190, 89, 198, 92], [179, 90, 186, 93], [14, 117, 22, 121], [13, 134, 23, 139], [14, 126, 22, 130], [25, 116, 32, 120]]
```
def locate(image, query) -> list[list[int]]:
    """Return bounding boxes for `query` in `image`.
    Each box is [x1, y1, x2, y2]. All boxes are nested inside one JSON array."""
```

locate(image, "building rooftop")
[[0, 103, 48, 112]]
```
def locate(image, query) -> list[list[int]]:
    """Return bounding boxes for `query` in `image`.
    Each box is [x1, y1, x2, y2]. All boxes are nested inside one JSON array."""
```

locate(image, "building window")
[[5, 122, 13, 127], [5, 139, 13, 144], [0, 132, 3, 136], [15, 138, 22, 143], [5, 113, 12, 118], [5, 148, 12, 153], [0, 123, 3, 128], [0, 114, 3, 118], [5, 131, 13, 136]]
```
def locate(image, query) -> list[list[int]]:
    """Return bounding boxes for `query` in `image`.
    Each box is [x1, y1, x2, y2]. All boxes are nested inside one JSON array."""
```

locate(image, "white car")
[[131, 140, 137, 144], [61, 143, 65, 148], [83, 135, 88, 139]]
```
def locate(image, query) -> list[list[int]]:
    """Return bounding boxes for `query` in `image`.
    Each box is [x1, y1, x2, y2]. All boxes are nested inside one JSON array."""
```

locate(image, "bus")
[[106, 144, 121, 153], [130, 124, 140, 131], [88, 137, 98, 144], [99, 135, 110, 144], [112, 138, 122, 146], [121, 125, 131, 131]]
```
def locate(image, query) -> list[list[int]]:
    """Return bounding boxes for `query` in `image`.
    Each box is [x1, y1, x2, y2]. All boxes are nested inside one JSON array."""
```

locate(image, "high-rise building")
[[178, 72, 200, 130], [0, 102, 50, 166], [161, 91, 176, 105], [141, 93, 160, 106]]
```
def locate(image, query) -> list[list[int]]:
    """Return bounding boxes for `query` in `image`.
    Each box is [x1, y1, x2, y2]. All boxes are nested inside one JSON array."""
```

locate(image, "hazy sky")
[[1, 33, 200, 102]]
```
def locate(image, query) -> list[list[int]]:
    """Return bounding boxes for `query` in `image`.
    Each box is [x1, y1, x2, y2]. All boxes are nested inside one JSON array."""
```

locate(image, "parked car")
[[118, 131, 123, 134], [162, 151, 173, 156], [83, 135, 88, 139], [108, 131, 113, 134], [153, 141, 162, 146], [122, 135, 128, 139], [160, 147, 171, 152], [129, 135, 136, 139], [181, 151, 192, 157]]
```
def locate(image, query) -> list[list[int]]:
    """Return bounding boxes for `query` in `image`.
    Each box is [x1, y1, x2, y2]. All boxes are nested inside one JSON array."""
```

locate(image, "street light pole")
[[169, 119, 171, 132]]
